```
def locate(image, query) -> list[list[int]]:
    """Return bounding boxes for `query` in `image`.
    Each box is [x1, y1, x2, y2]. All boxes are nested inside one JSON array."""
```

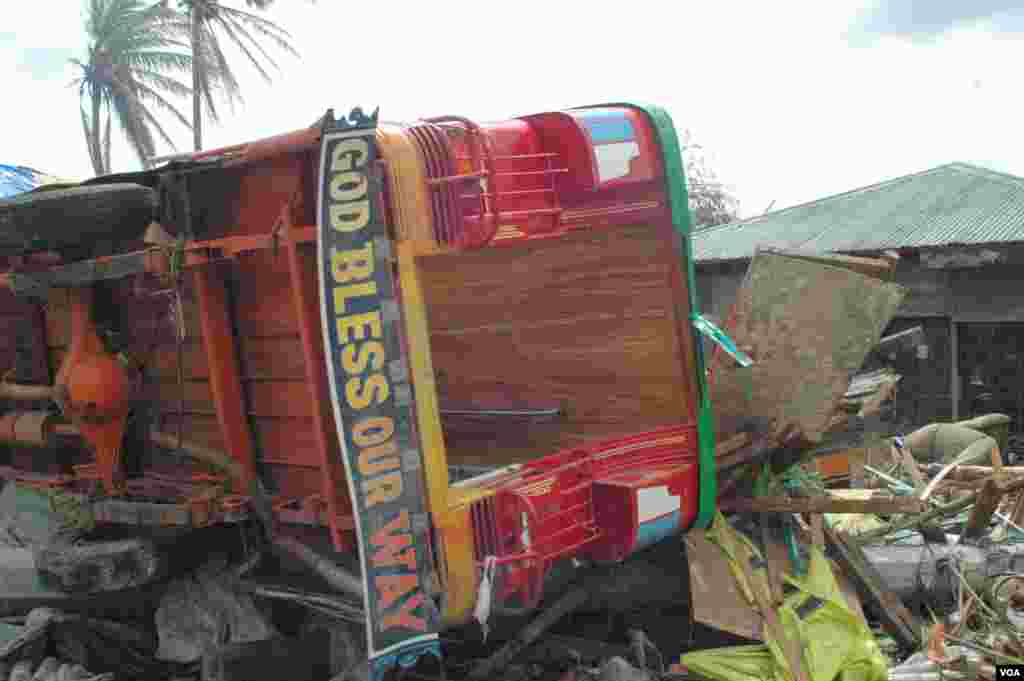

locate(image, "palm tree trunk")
[[91, 91, 104, 175], [191, 3, 202, 152]]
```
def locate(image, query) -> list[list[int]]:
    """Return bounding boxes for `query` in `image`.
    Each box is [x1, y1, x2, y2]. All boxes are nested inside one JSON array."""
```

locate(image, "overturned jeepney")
[[0, 103, 720, 678]]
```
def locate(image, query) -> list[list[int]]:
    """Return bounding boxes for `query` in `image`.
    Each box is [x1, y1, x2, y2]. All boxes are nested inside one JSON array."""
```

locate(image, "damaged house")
[[695, 162, 1024, 451]]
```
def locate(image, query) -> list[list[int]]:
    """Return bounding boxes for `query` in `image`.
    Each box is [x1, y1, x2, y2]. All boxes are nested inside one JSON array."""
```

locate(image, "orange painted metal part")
[[282, 204, 354, 551], [192, 265, 257, 489], [187, 127, 321, 167], [55, 288, 131, 494]]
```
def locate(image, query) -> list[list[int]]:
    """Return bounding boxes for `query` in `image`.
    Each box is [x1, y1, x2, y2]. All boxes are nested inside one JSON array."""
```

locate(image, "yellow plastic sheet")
[[680, 513, 888, 681]]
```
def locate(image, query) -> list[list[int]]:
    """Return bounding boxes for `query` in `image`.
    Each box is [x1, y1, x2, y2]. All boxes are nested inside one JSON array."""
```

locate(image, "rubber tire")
[[0, 183, 156, 255]]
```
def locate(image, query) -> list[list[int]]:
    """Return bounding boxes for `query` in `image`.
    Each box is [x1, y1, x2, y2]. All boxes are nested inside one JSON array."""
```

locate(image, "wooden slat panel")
[[231, 262, 300, 338], [266, 463, 330, 499], [420, 226, 673, 334], [150, 379, 215, 415], [245, 381, 312, 419], [419, 224, 690, 466], [149, 341, 210, 381], [156, 413, 322, 468], [239, 335, 306, 380], [150, 379, 313, 420], [251, 418, 322, 467], [149, 335, 306, 382], [155, 413, 226, 450]]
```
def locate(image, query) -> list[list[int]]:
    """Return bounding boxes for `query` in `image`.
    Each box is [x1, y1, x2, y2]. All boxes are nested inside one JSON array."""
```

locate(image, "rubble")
[[2, 244, 1024, 681]]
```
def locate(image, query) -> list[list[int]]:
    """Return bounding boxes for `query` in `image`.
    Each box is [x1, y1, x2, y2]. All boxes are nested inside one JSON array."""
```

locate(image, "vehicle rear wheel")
[[0, 183, 156, 256]]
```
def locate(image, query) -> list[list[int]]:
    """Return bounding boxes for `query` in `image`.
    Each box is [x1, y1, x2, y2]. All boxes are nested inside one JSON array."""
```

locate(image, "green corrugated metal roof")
[[693, 162, 1024, 262]]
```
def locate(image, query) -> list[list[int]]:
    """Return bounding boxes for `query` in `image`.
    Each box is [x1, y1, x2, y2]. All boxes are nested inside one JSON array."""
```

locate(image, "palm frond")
[[122, 50, 193, 73], [75, 0, 194, 169], [109, 87, 157, 164], [134, 69, 192, 98], [136, 100, 180, 151], [194, 48, 225, 122], [195, 21, 243, 109], [132, 79, 193, 130], [210, 12, 275, 82], [185, 0, 299, 137], [215, 5, 298, 58]]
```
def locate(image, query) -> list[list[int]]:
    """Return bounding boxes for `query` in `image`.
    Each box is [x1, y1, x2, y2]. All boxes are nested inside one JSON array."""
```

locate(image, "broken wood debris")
[[857, 473, 1024, 544], [720, 493, 926, 514], [824, 525, 923, 652]]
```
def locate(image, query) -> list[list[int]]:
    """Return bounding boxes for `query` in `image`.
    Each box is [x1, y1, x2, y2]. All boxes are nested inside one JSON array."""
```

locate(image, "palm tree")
[[72, 0, 194, 176], [176, 0, 299, 151]]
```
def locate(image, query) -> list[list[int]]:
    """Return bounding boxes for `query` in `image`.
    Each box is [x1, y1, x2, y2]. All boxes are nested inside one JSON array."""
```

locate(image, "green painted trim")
[[573, 102, 717, 529]]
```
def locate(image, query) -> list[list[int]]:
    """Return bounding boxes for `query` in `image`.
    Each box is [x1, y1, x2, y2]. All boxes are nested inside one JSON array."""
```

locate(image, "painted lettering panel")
[[316, 111, 440, 678]]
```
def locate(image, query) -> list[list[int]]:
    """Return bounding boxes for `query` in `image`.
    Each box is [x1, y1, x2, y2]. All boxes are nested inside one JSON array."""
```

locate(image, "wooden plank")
[[265, 464, 336, 501], [960, 478, 1004, 545], [721, 495, 926, 514], [429, 314, 688, 466], [283, 235, 351, 550], [250, 418, 322, 467], [824, 526, 921, 651], [238, 335, 306, 380], [157, 413, 322, 469], [420, 225, 673, 333], [920, 464, 1024, 482], [193, 264, 257, 486], [767, 250, 895, 280], [245, 380, 314, 419], [149, 340, 210, 381], [421, 225, 691, 466], [231, 265, 299, 337], [154, 413, 225, 450], [150, 379, 216, 415], [149, 335, 306, 382], [151, 380, 313, 419]]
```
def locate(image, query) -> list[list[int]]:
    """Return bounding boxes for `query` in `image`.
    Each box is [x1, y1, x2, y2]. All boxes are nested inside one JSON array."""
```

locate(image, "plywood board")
[[710, 250, 905, 443], [686, 529, 866, 641]]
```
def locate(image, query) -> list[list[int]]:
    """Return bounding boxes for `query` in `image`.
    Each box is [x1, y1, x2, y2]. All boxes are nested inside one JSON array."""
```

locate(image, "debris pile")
[[1, 246, 1023, 681]]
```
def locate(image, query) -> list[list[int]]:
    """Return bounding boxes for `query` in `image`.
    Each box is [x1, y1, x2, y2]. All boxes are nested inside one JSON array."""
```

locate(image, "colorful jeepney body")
[[314, 105, 715, 673], [0, 103, 715, 679]]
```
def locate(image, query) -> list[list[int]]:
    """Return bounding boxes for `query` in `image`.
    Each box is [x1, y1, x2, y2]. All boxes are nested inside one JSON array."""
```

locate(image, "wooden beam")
[[920, 464, 1024, 482], [284, 220, 352, 552], [764, 250, 895, 281], [960, 478, 1005, 546], [857, 474, 1024, 544], [721, 494, 926, 514], [824, 526, 922, 651], [192, 265, 257, 488]]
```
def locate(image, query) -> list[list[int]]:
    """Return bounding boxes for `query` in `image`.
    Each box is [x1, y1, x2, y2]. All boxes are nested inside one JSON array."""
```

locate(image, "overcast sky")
[[3, 0, 1024, 218]]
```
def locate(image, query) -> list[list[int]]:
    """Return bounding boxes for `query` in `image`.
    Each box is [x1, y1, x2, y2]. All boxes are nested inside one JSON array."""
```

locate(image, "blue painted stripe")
[[578, 112, 635, 144], [371, 639, 442, 681], [635, 510, 681, 552]]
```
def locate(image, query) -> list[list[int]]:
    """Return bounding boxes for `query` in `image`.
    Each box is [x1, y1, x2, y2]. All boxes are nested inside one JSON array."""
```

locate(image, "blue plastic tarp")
[[0, 164, 64, 199]]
